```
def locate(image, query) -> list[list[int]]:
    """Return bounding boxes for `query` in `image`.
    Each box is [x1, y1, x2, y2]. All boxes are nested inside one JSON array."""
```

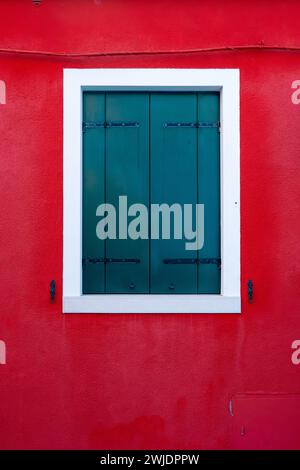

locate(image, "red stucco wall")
[[0, 0, 300, 450]]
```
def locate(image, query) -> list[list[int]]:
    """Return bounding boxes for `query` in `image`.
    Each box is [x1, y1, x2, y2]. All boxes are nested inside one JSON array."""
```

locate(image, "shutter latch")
[[50, 280, 55, 302], [248, 280, 253, 303]]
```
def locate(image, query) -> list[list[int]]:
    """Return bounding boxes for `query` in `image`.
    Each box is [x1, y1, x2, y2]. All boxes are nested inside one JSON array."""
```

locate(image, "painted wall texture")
[[0, 0, 300, 450]]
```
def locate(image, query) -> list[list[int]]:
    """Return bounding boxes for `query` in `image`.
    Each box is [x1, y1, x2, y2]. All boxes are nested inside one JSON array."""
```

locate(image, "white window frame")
[[63, 68, 240, 314]]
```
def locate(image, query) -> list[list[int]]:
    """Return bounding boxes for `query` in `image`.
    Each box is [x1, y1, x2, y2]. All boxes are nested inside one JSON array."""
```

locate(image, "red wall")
[[0, 0, 300, 450]]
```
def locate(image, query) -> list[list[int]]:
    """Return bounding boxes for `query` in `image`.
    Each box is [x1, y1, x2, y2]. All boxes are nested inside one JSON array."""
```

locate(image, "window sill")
[[63, 294, 241, 314]]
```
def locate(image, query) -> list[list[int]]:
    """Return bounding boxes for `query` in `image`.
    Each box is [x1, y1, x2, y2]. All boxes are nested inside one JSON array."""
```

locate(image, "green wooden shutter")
[[150, 93, 198, 294], [105, 93, 150, 293], [82, 91, 220, 296], [198, 92, 221, 293], [82, 92, 106, 294]]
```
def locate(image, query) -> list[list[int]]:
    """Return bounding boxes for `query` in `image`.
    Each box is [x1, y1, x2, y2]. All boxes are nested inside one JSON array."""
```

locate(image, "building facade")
[[0, 0, 300, 450]]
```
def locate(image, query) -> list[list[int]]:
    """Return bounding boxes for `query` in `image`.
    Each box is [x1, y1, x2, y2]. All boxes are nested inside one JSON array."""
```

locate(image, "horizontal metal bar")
[[163, 122, 198, 128], [83, 257, 140, 265], [83, 121, 140, 131], [106, 121, 140, 128], [163, 258, 221, 267], [163, 258, 197, 264], [83, 121, 105, 131], [107, 258, 140, 263], [84, 121, 218, 130], [199, 258, 221, 267], [163, 121, 220, 128], [198, 121, 220, 128]]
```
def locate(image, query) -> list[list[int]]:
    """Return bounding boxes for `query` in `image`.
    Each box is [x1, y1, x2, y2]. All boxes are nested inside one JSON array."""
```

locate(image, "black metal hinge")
[[163, 258, 221, 268], [83, 121, 140, 132], [83, 257, 140, 266], [83, 121, 105, 131], [163, 121, 220, 129], [106, 121, 140, 128]]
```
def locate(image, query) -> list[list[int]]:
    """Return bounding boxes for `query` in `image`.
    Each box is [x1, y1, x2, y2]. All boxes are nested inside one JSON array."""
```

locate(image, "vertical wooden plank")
[[82, 92, 106, 293], [198, 92, 221, 293], [105, 93, 149, 293], [150, 93, 198, 294]]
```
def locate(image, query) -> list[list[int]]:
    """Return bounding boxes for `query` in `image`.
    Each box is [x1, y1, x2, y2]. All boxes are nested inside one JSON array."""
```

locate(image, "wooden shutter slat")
[[150, 93, 198, 294], [82, 92, 106, 293], [198, 92, 221, 294], [105, 92, 150, 293]]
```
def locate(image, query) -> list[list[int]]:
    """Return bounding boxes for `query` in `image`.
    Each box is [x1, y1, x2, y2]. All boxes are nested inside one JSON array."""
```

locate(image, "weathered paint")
[[0, 0, 300, 450]]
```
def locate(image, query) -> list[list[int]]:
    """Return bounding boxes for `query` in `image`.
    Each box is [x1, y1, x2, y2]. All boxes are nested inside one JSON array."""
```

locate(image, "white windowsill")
[[63, 295, 241, 314]]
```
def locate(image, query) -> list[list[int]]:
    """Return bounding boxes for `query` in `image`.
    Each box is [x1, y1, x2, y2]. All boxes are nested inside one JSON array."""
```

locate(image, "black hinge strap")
[[163, 121, 220, 129], [83, 257, 140, 265], [83, 121, 140, 131], [83, 121, 105, 131], [106, 121, 140, 128], [163, 258, 221, 267]]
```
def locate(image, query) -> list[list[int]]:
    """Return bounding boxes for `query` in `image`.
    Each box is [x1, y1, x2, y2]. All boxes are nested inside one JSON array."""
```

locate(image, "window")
[[83, 91, 220, 294], [63, 69, 240, 313]]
